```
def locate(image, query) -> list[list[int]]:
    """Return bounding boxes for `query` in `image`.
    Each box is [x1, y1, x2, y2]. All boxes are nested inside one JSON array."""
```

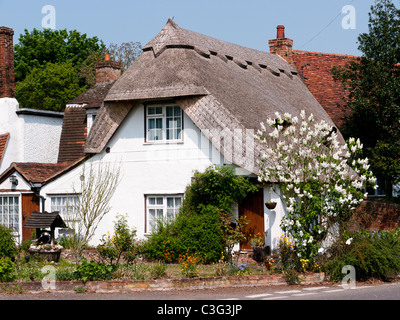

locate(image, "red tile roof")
[[57, 106, 87, 163], [0, 157, 87, 186], [0, 132, 10, 165], [292, 50, 357, 128]]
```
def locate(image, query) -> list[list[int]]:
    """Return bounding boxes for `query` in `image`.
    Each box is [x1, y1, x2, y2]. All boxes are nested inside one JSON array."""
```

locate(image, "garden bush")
[[97, 214, 137, 265], [74, 258, 115, 282], [323, 229, 400, 282], [144, 165, 257, 263], [0, 258, 16, 282], [0, 225, 18, 259]]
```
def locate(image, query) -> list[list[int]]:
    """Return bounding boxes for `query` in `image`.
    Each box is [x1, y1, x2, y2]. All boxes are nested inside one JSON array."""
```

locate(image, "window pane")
[[174, 106, 181, 116], [167, 197, 174, 208], [149, 209, 155, 219], [157, 209, 163, 218], [175, 197, 182, 207], [166, 106, 173, 117], [156, 197, 163, 205], [148, 197, 155, 205]]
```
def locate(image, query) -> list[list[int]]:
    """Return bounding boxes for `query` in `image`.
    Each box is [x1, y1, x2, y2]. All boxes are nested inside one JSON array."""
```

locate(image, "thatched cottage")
[[0, 20, 340, 248]]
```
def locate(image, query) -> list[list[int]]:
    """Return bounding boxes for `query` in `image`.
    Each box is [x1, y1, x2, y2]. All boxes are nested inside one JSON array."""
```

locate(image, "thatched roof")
[[85, 19, 342, 173]]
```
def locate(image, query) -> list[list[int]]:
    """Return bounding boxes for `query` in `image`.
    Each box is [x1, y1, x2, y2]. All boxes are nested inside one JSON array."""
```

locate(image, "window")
[[0, 196, 19, 232], [146, 105, 182, 142], [50, 195, 79, 231], [146, 195, 182, 233]]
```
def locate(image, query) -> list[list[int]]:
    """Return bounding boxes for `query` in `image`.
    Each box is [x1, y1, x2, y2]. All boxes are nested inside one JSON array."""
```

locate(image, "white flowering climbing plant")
[[256, 110, 377, 259]]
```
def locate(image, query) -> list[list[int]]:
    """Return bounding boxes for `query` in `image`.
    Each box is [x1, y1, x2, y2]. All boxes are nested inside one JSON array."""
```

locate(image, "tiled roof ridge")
[[293, 49, 359, 59]]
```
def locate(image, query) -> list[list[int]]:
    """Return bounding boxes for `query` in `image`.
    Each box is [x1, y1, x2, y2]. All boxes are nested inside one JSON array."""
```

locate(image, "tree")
[[14, 28, 105, 83], [332, 0, 400, 196], [107, 41, 142, 73], [66, 160, 121, 262], [14, 28, 105, 111], [15, 62, 85, 112], [256, 111, 377, 260]]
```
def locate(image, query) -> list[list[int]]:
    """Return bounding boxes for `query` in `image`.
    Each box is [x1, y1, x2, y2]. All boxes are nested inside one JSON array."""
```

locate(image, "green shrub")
[[74, 258, 115, 282], [0, 225, 18, 259], [0, 258, 16, 282], [97, 214, 137, 265], [144, 165, 257, 264], [324, 229, 400, 282]]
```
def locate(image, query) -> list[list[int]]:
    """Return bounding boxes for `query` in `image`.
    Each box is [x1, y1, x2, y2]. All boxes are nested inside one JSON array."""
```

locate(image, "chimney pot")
[[277, 25, 285, 39], [95, 55, 121, 83]]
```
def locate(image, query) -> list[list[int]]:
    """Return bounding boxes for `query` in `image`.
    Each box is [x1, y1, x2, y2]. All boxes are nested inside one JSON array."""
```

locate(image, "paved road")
[[1, 282, 399, 300]]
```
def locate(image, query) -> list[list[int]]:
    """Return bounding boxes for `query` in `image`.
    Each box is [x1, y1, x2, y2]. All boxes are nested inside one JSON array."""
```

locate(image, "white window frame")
[[145, 194, 183, 233], [145, 104, 183, 142], [50, 195, 80, 233], [0, 194, 21, 239]]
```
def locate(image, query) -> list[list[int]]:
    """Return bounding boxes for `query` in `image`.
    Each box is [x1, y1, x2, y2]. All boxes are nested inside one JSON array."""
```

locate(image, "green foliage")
[[74, 258, 115, 282], [15, 62, 86, 111], [0, 258, 16, 282], [323, 229, 400, 282], [14, 28, 105, 83], [144, 165, 257, 263], [97, 214, 138, 265], [0, 225, 18, 259], [182, 165, 258, 214], [332, 0, 400, 190], [149, 261, 167, 279]]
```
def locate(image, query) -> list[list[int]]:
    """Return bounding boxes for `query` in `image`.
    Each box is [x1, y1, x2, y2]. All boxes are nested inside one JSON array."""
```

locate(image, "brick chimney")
[[0, 27, 15, 98], [268, 25, 294, 67], [95, 54, 121, 83]]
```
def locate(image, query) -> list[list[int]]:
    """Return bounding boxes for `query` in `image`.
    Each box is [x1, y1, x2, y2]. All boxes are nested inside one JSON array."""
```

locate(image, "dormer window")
[[145, 104, 182, 142], [86, 108, 98, 134]]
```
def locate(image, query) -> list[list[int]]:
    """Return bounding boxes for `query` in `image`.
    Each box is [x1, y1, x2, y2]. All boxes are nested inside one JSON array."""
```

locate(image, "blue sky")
[[0, 0, 377, 56]]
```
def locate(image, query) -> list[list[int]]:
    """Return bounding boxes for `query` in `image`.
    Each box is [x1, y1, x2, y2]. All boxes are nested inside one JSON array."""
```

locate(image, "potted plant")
[[250, 232, 270, 262]]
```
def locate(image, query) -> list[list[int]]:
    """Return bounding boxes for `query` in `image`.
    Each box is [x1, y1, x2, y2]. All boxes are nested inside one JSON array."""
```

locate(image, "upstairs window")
[[146, 105, 182, 142]]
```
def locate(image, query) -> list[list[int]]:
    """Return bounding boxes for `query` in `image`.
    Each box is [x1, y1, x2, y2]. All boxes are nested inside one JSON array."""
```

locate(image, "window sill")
[[143, 140, 184, 146]]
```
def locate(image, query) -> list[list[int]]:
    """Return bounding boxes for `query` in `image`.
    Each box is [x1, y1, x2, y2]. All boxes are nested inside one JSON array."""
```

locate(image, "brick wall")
[[95, 59, 121, 83], [354, 198, 400, 231], [0, 27, 15, 98]]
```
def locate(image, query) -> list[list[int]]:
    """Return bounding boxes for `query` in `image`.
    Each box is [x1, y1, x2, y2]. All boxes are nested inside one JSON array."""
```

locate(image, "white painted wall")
[[40, 102, 288, 246], [0, 98, 63, 174], [263, 184, 287, 251], [19, 113, 62, 163], [0, 98, 23, 173], [41, 102, 226, 244]]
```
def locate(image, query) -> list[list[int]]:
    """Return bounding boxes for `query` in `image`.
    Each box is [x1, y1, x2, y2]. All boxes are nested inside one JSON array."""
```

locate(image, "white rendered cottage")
[[0, 20, 341, 248]]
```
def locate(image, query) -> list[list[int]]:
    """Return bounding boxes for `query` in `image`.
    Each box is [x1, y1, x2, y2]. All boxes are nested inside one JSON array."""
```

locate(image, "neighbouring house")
[[0, 20, 343, 248], [0, 27, 63, 174]]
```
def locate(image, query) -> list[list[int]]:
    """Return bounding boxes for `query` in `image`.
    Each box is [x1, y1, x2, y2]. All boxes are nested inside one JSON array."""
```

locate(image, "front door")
[[239, 188, 264, 250], [21, 193, 40, 241]]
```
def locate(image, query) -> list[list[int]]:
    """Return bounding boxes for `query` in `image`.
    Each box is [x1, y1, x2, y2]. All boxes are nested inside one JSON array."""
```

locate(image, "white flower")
[[318, 247, 325, 254], [346, 238, 353, 245]]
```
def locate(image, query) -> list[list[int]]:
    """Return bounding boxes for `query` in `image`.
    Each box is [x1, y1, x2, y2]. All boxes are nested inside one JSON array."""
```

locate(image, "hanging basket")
[[265, 201, 277, 209]]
